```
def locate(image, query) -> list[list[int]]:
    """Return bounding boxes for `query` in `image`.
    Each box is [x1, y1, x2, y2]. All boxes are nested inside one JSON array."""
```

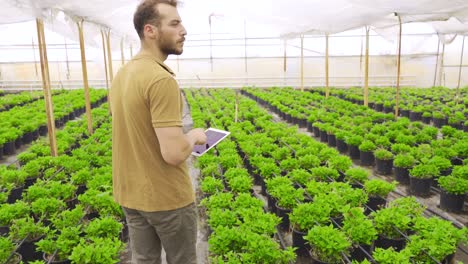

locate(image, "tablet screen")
[[192, 128, 230, 156]]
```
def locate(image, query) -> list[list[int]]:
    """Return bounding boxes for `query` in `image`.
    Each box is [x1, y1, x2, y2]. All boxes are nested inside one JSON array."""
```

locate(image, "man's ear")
[[144, 24, 158, 39]]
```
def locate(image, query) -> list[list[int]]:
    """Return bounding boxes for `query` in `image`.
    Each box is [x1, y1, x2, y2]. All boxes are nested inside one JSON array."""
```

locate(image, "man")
[[110, 0, 207, 263]]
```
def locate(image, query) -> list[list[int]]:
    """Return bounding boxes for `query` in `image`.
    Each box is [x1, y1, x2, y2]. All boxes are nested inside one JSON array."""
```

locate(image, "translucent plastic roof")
[[1, 0, 468, 47]]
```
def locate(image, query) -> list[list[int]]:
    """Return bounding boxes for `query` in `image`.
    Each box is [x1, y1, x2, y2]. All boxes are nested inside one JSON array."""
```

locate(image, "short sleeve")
[[148, 77, 183, 128]]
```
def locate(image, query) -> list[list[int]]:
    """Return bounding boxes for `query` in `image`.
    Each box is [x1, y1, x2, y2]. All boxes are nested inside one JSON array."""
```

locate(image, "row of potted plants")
[[242, 87, 467, 211], [0, 89, 108, 159], [0, 91, 51, 112], [316, 87, 468, 130], [185, 88, 468, 263], [0, 103, 125, 263]]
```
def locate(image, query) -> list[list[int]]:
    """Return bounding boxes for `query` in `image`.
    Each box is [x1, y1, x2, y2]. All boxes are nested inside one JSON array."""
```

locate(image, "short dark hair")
[[133, 0, 178, 39]]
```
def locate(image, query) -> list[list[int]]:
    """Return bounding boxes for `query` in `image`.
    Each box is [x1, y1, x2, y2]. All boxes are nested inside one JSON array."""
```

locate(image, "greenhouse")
[[0, 0, 467, 263]]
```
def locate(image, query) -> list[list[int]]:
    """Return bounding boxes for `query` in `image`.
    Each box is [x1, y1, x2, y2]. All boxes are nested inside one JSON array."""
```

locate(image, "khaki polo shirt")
[[110, 50, 194, 212]]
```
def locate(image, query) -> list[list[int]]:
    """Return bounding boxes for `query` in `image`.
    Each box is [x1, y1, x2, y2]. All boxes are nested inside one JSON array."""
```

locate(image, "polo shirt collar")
[[133, 50, 175, 76]]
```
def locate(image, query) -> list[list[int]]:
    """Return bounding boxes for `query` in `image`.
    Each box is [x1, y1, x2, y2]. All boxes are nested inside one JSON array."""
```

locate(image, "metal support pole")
[[106, 29, 114, 82], [395, 15, 402, 118], [32, 38, 39, 79], [433, 39, 440, 87], [456, 35, 465, 104], [36, 18, 58, 157], [100, 30, 109, 91], [130, 44, 133, 58], [120, 37, 125, 66], [301, 34, 304, 92], [209, 14, 213, 72], [244, 20, 247, 73], [77, 19, 93, 134], [64, 38, 70, 80], [439, 43, 445, 87], [364, 26, 370, 106], [325, 34, 330, 98]]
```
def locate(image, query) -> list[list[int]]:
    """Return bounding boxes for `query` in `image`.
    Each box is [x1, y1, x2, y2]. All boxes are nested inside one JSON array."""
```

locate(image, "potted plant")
[[342, 207, 378, 261], [273, 185, 304, 231], [345, 135, 364, 160], [36, 226, 81, 263], [287, 169, 312, 186], [432, 111, 447, 128], [326, 155, 353, 178], [69, 237, 124, 264], [409, 164, 439, 197], [0, 201, 30, 235], [310, 167, 340, 182], [393, 154, 416, 185], [0, 237, 21, 264], [372, 247, 411, 264], [201, 176, 224, 196], [288, 202, 332, 256], [297, 154, 321, 170], [437, 175, 468, 213], [335, 131, 350, 153], [9, 217, 49, 262], [305, 225, 351, 263], [364, 179, 397, 213], [374, 148, 394, 175], [359, 140, 376, 166], [344, 167, 369, 187]]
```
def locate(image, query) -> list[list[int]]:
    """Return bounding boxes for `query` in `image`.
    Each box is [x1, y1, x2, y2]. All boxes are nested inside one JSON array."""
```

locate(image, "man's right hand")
[[188, 128, 207, 145]]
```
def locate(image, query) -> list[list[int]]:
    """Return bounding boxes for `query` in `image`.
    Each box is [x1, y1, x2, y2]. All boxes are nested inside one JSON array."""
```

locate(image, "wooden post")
[[456, 35, 465, 104], [364, 27, 370, 106], [395, 15, 402, 118], [359, 28, 364, 86], [106, 29, 114, 82], [36, 19, 58, 157], [32, 38, 39, 79], [301, 34, 304, 91], [100, 30, 109, 91], [120, 37, 125, 66], [439, 43, 445, 87], [77, 19, 93, 134], [325, 34, 330, 98], [433, 39, 440, 87]]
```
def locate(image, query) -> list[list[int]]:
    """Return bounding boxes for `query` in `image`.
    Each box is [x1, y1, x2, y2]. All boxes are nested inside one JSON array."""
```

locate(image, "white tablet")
[[191, 128, 231, 157]]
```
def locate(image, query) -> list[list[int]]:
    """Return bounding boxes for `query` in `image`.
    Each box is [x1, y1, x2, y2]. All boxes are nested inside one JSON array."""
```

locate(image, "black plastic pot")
[[336, 139, 348, 153], [24, 177, 37, 189], [307, 121, 313, 132], [0, 225, 9, 236], [327, 134, 336, 147], [394, 167, 410, 185], [350, 244, 372, 262], [7, 185, 23, 204], [366, 195, 387, 214], [360, 151, 375, 166], [383, 106, 393, 113], [440, 189, 465, 213], [400, 109, 410, 118], [43, 253, 71, 264], [375, 103, 384, 112], [39, 125, 48, 136], [409, 176, 432, 197], [422, 116, 431, 124], [376, 158, 393, 175], [409, 111, 422, 121], [22, 132, 33, 144], [374, 235, 406, 252], [292, 228, 310, 257], [319, 130, 328, 143], [433, 117, 447, 128], [313, 126, 320, 137], [275, 202, 291, 231], [18, 236, 43, 262], [349, 145, 360, 160], [3, 141, 16, 155], [14, 138, 22, 149]]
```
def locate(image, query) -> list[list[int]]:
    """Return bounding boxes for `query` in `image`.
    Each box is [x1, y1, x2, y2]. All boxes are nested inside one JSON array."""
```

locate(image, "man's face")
[[155, 4, 186, 55]]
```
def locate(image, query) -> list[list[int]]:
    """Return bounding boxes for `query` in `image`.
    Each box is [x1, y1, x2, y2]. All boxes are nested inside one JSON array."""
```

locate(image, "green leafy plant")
[[287, 169, 311, 185], [201, 176, 224, 195], [373, 247, 411, 264], [393, 154, 416, 168], [310, 167, 340, 181], [410, 164, 439, 179], [289, 202, 331, 231], [227, 174, 253, 194], [36, 226, 82, 261], [297, 154, 321, 169], [359, 140, 376, 152], [69, 237, 124, 264], [305, 225, 351, 263], [0, 201, 30, 226], [344, 167, 369, 184], [9, 217, 49, 242], [374, 148, 394, 160], [327, 155, 353, 172], [0, 237, 17, 264], [391, 143, 412, 155], [438, 176, 468, 195], [85, 217, 123, 239], [364, 179, 397, 197], [342, 207, 378, 246]]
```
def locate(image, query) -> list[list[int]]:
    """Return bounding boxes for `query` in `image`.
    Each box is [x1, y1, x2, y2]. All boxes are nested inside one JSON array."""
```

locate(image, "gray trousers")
[[123, 203, 197, 264]]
